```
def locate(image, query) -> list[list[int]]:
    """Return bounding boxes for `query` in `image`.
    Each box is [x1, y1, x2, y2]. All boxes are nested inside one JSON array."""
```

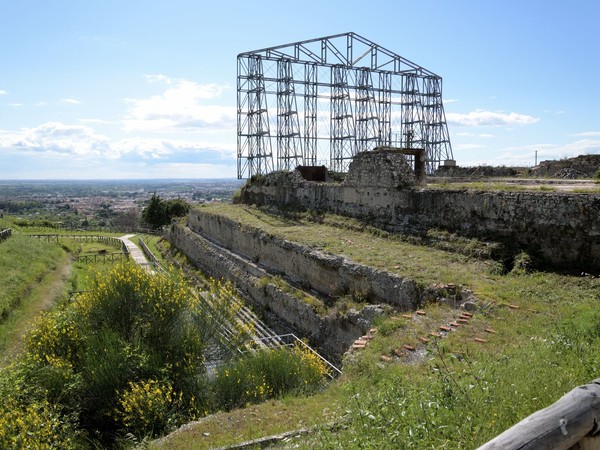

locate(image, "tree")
[[165, 198, 190, 219], [142, 194, 190, 229], [142, 193, 168, 229]]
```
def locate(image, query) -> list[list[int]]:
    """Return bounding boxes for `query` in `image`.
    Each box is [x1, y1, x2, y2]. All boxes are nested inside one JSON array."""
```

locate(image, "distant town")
[[0, 179, 243, 229]]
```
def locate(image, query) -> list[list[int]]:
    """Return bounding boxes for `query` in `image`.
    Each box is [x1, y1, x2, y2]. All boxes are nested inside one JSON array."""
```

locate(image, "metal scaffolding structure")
[[237, 32, 453, 178]]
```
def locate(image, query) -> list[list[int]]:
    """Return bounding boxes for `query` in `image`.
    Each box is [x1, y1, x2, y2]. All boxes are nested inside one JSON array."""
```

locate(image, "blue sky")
[[1, 0, 599, 179]]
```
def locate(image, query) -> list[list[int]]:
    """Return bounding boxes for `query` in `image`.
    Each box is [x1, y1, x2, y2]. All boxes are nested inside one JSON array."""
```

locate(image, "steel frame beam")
[[237, 32, 453, 178]]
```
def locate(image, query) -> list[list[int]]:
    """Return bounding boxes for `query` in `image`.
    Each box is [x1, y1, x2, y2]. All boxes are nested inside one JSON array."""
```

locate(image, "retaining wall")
[[185, 211, 421, 310], [240, 172, 600, 271], [166, 223, 387, 359]]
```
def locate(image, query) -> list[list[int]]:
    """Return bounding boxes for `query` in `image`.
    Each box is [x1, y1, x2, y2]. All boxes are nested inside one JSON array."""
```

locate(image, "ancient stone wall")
[[343, 149, 416, 188], [185, 211, 421, 309], [240, 166, 600, 271], [166, 222, 390, 359]]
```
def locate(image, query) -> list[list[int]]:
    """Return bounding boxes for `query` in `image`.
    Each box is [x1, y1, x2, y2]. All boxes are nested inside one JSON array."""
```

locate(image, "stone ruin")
[[530, 154, 600, 179], [294, 147, 425, 188]]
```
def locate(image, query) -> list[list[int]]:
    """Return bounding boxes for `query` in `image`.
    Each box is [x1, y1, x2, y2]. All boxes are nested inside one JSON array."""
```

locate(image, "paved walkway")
[[118, 234, 154, 272]]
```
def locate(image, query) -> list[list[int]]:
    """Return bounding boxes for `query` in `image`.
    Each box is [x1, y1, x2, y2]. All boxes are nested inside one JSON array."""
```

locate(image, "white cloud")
[[113, 137, 235, 159], [0, 89, 6, 96], [8, 103, 23, 107], [0, 122, 113, 158], [446, 109, 539, 127], [122, 76, 235, 133], [143, 74, 173, 84], [62, 98, 82, 105], [0, 121, 235, 163], [459, 139, 600, 167]]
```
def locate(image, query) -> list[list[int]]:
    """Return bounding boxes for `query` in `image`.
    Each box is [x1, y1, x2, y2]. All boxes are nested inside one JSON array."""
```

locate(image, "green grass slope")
[[154, 204, 599, 449], [0, 232, 69, 358]]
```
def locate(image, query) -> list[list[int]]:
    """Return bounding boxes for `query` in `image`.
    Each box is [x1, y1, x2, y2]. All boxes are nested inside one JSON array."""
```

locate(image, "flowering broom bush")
[[16, 262, 246, 444], [2, 261, 330, 445]]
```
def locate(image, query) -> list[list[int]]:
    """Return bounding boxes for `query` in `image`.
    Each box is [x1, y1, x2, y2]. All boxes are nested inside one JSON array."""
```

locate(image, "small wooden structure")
[[478, 377, 600, 450]]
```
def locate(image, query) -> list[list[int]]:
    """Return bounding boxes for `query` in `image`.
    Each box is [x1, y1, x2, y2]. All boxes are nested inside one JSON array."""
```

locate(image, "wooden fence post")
[[478, 378, 600, 450]]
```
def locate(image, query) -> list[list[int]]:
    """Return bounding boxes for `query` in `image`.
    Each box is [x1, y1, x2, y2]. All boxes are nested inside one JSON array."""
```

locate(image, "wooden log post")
[[478, 378, 600, 450]]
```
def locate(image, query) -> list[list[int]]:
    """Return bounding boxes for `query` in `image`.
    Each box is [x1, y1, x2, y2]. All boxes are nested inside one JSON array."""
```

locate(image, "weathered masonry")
[[239, 149, 600, 271]]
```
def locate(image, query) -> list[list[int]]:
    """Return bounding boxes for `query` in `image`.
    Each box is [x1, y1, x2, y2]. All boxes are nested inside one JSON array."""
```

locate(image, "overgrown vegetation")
[[142, 194, 191, 229], [427, 180, 600, 193], [0, 262, 329, 447], [153, 204, 599, 449]]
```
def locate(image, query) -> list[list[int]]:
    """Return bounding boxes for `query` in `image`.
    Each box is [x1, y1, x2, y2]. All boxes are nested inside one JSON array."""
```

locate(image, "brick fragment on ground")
[[439, 326, 451, 332], [416, 310, 426, 316], [419, 337, 430, 343], [484, 328, 496, 334], [380, 354, 392, 362], [402, 344, 416, 351], [474, 337, 487, 343]]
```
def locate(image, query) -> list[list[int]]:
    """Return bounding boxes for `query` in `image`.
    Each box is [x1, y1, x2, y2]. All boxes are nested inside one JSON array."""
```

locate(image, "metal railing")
[[134, 238, 341, 381], [247, 333, 342, 379], [137, 238, 168, 275]]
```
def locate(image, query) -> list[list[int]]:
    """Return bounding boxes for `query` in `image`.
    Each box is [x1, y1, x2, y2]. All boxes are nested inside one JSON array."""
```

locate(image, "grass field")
[[0, 223, 131, 363], [0, 232, 69, 362]]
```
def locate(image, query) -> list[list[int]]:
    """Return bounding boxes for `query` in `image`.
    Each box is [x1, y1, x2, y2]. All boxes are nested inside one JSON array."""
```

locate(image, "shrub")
[[19, 262, 247, 443], [115, 379, 183, 439], [0, 396, 81, 449], [212, 344, 330, 411], [510, 251, 534, 275]]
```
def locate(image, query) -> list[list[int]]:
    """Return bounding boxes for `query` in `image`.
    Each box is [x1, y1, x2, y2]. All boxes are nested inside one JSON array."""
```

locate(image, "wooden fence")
[[75, 252, 128, 264], [27, 234, 123, 249], [137, 238, 168, 275], [27, 234, 129, 263], [0, 228, 11, 242], [478, 377, 600, 449]]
